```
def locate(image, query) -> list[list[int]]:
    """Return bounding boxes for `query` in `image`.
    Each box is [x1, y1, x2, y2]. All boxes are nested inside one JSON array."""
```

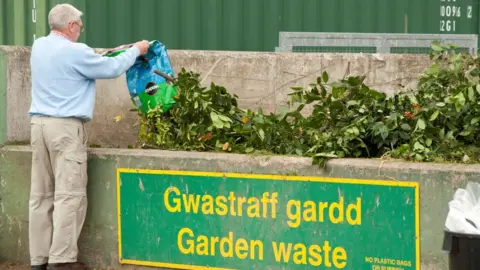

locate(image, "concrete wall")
[[1, 46, 447, 269], [0, 46, 431, 148], [1, 145, 475, 269]]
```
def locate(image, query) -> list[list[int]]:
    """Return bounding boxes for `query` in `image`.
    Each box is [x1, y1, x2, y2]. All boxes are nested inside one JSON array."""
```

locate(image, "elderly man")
[[28, 4, 149, 270]]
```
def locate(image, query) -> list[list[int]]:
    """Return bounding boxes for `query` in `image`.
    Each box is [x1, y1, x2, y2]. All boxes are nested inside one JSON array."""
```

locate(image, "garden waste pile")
[[112, 41, 480, 168]]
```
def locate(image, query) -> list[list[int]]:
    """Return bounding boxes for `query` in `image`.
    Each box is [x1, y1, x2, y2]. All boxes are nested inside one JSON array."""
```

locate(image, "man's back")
[[29, 33, 142, 121], [29, 34, 96, 121]]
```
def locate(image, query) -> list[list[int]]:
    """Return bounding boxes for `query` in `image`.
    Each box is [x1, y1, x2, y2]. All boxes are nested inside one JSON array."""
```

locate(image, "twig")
[[153, 69, 175, 83], [200, 57, 225, 85], [343, 62, 351, 79]]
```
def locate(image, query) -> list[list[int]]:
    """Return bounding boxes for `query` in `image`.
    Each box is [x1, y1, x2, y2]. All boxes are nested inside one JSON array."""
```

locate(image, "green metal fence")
[[276, 32, 478, 54], [292, 46, 377, 53]]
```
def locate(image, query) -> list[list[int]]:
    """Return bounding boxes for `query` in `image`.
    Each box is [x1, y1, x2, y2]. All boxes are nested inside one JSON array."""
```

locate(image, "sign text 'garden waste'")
[[117, 169, 419, 270]]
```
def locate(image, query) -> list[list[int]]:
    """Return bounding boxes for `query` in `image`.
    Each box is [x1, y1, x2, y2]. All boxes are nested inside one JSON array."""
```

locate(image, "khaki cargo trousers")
[[29, 116, 88, 265]]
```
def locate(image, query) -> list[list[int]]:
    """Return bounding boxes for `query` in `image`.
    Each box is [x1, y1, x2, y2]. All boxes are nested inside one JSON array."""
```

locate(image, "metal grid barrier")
[[275, 32, 478, 54]]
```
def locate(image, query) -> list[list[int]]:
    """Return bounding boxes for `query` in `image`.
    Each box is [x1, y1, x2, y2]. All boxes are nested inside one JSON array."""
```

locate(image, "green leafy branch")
[[136, 41, 480, 168]]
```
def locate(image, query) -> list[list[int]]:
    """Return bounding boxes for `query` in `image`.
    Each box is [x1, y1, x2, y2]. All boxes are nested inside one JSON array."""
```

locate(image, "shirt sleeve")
[[71, 43, 141, 80]]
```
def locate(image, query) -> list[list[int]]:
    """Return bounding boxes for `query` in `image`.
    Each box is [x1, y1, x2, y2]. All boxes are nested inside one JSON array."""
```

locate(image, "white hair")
[[48, 4, 83, 30]]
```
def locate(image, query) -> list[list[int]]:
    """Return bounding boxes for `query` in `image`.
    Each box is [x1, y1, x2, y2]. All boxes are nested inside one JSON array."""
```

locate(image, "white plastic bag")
[[445, 182, 480, 234]]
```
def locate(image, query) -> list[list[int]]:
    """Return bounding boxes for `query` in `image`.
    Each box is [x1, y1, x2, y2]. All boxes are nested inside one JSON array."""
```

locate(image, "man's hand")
[[134, 40, 150, 55]]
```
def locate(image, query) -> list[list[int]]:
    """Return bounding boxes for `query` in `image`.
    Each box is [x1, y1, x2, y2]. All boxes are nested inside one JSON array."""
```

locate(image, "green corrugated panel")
[[1, 0, 479, 51], [1, 0, 30, 45], [0, 0, 4, 45]]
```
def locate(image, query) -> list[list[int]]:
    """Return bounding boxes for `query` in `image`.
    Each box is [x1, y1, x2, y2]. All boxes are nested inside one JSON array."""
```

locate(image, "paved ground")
[[0, 262, 29, 270]]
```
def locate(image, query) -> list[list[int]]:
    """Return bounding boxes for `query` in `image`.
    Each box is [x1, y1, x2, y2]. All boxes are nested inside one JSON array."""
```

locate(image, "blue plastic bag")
[[126, 40, 175, 97], [104, 40, 178, 113]]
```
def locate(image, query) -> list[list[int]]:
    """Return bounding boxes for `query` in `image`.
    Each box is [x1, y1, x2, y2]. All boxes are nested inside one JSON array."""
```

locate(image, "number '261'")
[[440, 20, 456, 32]]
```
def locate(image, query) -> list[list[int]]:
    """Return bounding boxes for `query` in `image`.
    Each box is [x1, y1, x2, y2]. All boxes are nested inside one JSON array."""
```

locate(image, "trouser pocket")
[[61, 150, 88, 193]]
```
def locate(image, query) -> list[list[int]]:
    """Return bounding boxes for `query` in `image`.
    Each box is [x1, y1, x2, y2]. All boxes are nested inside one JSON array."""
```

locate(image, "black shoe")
[[31, 264, 47, 270]]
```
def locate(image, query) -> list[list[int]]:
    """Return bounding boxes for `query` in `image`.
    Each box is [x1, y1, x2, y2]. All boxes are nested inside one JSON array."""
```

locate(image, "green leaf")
[[415, 154, 424, 161], [156, 134, 162, 144], [426, 138, 432, 147], [454, 93, 466, 112], [399, 132, 410, 140], [472, 117, 480, 125], [431, 44, 443, 52], [210, 111, 219, 121], [456, 103, 462, 112], [471, 68, 480, 77], [245, 147, 254, 153], [306, 94, 323, 101], [218, 114, 233, 123], [212, 121, 223, 129], [477, 84, 480, 95], [436, 102, 446, 107], [347, 100, 359, 107], [469, 87, 475, 101], [253, 115, 265, 124], [456, 93, 466, 105], [194, 101, 198, 109], [414, 141, 424, 150], [210, 112, 224, 129], [277, 107, 289, 121], [401, 124, 411, 131], [295, 149, 303, 156], [329, 101, 345, 119], [332, 87, 345, 99], [258, 129, 265, 141], [430, 110, 439, 121], [314, 152, 338, 158], [381, 130, 389, 140], [322, 71, 329, 83], [295, 104, 305, 112], [416, 119, 426, 131], [408, 94, 418, 104], [349, 76, 364, 86], [426, 64, 440, 75], [352, 127, 360, 136], [321, 86, 327, 97]]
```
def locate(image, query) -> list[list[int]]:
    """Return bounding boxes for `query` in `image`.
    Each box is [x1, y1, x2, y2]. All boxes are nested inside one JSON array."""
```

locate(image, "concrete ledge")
[[1, 146, 473, 269], [0, 46, 431, 148], [0, 49, 7, 145]]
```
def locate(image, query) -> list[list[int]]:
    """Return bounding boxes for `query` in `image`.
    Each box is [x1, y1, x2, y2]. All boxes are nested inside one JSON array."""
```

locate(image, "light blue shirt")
[[28, 33, 141, 122]]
